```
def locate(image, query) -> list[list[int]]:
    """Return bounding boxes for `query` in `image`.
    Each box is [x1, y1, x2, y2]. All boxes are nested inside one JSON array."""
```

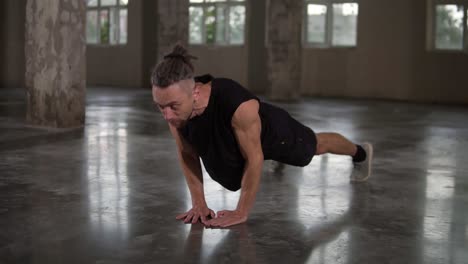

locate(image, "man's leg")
[[315, 132, 357, 156], [315, 132, 373, 181]]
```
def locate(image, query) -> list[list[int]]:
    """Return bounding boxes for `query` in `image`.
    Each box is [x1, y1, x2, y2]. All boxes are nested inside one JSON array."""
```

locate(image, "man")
[[151, 44, 373, 228]]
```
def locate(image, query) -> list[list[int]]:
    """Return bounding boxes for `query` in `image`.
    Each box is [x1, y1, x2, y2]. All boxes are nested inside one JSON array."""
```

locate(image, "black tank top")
[[179, 74, 314, 191]]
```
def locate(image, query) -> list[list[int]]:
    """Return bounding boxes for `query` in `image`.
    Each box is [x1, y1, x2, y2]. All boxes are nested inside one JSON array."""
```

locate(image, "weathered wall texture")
[[156, 0, 189, 60], [25, 0, 86, 128], [266, 0, 302, 100]]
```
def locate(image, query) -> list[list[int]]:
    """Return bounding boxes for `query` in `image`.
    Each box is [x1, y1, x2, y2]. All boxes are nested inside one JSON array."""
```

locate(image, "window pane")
[[101, 0, 117, 6], [109, 8, 118, 44], [189, 6, 204, 44], [206, 0, 226, 2], [332, 3, 358, 46], [216, 5, 227, 44], [100, 10, 110, 44], [87, 0, 98, 7], [307, 4, 327, 43], [435, 5, 464, 50], [120, 9, 128, 44], [119, 0, 129, 5], [190, 0, 204, 2], [205, 6, 216, 44], [86, 10, 99, 44], [228, 5, 245, 44]]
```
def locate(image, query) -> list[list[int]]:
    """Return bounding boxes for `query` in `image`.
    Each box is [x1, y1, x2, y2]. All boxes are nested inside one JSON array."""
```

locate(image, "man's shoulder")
[[194, 74, 214, 84], [212, 77, 251, 94]]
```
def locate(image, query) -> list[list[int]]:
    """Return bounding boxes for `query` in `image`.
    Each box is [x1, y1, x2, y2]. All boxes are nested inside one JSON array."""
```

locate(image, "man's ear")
[[192, 82, 202, 97]]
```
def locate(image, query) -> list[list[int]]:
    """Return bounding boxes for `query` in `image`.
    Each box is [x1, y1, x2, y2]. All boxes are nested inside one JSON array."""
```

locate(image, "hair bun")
[[163, 44, 198, 61], [151, 43, 197, 87], [163, 53, 186, 60]]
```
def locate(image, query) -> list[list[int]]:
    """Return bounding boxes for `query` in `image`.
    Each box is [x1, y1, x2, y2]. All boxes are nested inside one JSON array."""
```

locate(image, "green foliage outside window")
[[101, 20, 110, 44]]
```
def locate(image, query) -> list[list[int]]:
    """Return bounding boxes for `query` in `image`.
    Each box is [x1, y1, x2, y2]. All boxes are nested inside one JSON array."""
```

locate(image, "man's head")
[[151, 44, 198, 128]]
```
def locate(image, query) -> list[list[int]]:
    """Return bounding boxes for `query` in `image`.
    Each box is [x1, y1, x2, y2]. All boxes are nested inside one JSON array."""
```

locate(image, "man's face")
[[152, 80, 194, 128]]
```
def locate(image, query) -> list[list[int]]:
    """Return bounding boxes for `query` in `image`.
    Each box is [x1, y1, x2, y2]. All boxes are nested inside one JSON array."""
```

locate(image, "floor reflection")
[[178, 166, 370, 264], [3, 88, 468, 263], [184, 162, 241, 211], [300, 155, 353, 263], [422, 125, 467, 263], [299, 155, 353, 228], [86, 107, 129, 240]]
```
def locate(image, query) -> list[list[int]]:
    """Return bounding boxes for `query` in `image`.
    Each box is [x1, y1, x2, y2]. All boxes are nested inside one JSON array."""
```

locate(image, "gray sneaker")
[[351, 142, 373, 182]]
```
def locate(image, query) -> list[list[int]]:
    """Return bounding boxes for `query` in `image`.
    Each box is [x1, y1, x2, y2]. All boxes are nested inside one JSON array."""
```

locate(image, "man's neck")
[[190, 82, 212, 118]]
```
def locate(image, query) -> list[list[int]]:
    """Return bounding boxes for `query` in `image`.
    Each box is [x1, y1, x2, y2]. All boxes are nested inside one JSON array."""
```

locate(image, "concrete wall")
[[247, 0, 268, 94], [411, 0, 468, 103], [188, 0, 251, 89], [0, 0, 146, 88], [1, 0, 26, 89], [0, 0, 4, 86], [141, 0, 158, 88], [300, 0, 468, 103], [1, 0, 467, 103], [190, 46, 249, 88], [86, 0, 144, 87]]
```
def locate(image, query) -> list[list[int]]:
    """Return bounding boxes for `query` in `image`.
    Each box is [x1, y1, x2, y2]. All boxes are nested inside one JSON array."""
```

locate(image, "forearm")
[[236, 158, 264, 215], [179, 152, 207, 207]]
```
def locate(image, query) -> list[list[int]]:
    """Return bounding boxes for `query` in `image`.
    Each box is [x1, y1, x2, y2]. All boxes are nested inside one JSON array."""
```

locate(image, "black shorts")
[[260, 103, 317, 167]]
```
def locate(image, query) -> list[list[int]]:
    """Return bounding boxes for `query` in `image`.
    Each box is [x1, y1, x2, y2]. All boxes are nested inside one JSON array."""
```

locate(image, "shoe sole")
[[351, 142, 373, 182]]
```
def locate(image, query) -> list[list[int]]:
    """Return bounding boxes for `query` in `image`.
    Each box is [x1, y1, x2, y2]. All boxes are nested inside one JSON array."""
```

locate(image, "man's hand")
[[176, 205, 215, 225], [205, 210, 248, 228]]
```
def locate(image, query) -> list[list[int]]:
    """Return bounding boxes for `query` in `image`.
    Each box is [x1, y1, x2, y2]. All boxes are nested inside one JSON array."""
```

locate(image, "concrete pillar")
[[156, 0, 189, 60], [266, 0, 302, 100], [25, 0, 86, 128]]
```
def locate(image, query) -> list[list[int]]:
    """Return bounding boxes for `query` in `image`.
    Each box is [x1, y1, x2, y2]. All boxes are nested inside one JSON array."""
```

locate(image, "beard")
[[169, 116, 189, 128], [168, 107, 195, 128]]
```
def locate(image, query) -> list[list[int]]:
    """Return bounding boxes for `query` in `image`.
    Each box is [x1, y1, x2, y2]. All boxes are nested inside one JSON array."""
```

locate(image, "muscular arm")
[[233, 100, 264, 215], [169, 124, 214, 223], [206, 99, 264, 227]]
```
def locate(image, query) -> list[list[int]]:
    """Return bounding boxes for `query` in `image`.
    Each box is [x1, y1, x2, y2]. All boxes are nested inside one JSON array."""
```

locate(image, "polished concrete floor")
[[1, 87, 467, 264]]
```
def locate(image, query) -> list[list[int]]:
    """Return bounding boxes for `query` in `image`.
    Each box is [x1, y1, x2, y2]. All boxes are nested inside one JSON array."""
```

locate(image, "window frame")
[[188, 0, 247, 46], [86, 0, 129, 46], [427, 0, 468, 53], [303, 0, 359, 49]]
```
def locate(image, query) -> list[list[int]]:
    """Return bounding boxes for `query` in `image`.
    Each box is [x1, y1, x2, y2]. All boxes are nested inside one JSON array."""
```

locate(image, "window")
[[86, 0, 128, 45], [189, 0, 246, 45], [429, 1, 468, 51], [304, 0, 359, 47]]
